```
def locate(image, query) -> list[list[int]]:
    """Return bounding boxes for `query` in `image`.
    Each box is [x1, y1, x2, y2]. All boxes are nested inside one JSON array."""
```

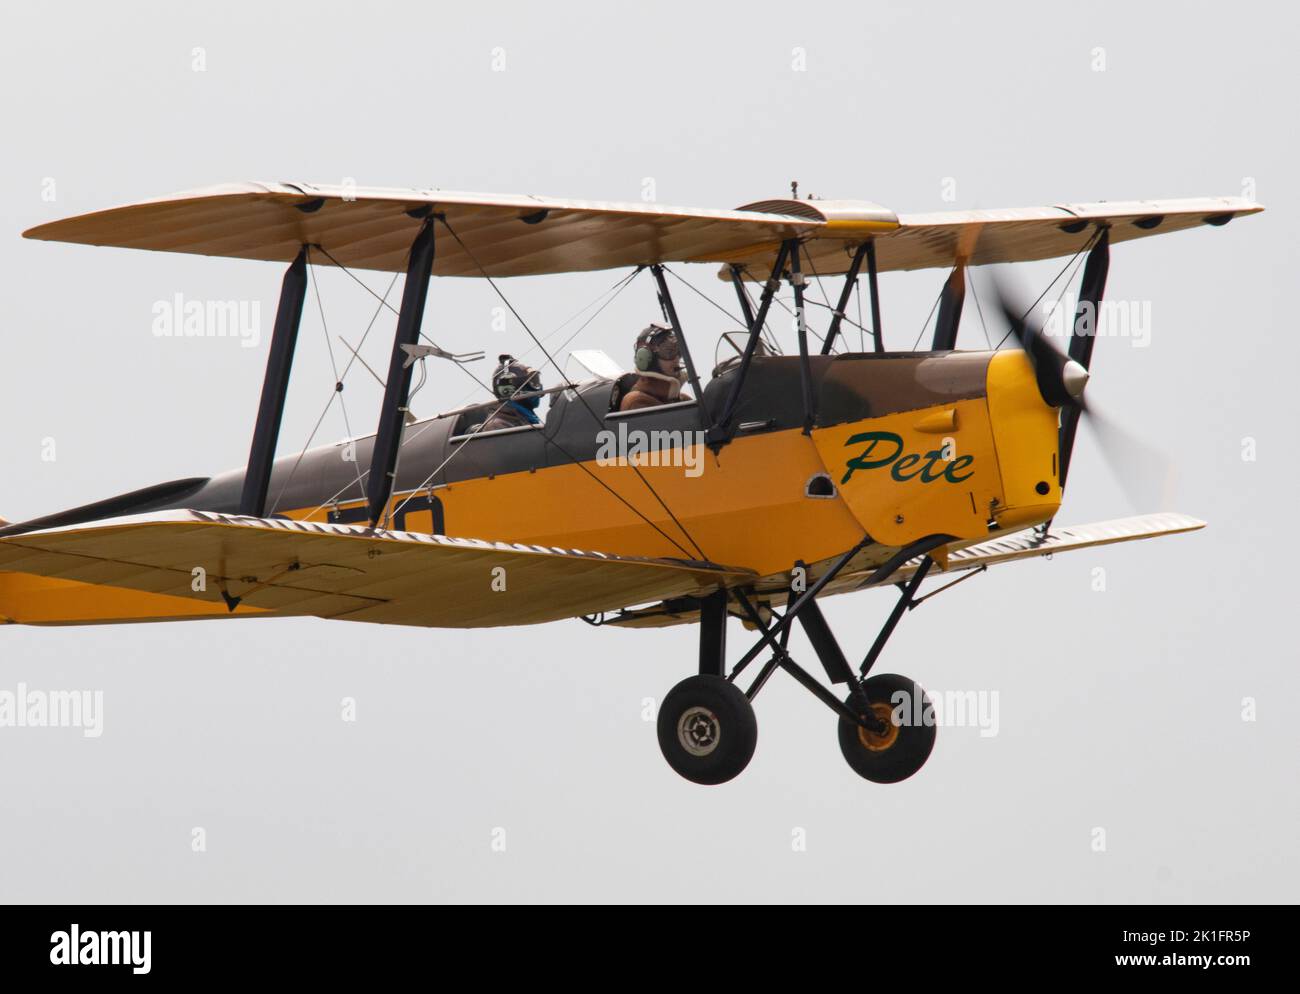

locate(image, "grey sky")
[[0, 0, 1293, 902]]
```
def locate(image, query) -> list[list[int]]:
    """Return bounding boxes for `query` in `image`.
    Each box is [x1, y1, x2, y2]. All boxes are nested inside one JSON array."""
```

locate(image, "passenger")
[[618, 323, 690, 412], [479, 354, 543, 432]]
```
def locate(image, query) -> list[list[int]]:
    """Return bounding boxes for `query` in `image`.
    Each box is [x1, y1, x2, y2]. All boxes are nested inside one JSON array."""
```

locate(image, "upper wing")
[[22, 181, 818, 278], [721, 197, 1262, 278], [27, 183, 1257, 281], [604, 513, 1205, 628], [0, 510, 754, 628]]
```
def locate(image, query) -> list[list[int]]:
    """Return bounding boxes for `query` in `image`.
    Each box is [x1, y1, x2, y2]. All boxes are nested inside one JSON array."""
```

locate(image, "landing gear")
[[657, 675, 758, 785], [655, 538, 966, 787], [837, 673, 936, 783]]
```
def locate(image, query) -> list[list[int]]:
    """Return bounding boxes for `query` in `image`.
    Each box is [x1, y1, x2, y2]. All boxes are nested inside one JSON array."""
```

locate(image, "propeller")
[[990, 232, 1173, 509]]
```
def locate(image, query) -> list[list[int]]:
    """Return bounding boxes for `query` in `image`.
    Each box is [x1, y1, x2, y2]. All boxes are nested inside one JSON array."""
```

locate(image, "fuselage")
[[196, 349, 1062, 577], [0, 349, 1063, 625]]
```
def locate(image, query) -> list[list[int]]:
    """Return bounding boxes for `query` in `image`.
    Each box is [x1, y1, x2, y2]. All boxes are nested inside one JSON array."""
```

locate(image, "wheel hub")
[[857, 701, 901, 752], [677, 706, 722, 757]]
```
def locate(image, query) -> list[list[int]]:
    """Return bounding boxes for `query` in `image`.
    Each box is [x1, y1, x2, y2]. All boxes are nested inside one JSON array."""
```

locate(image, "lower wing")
[[0, 510, 754, 628], [605, 513, 1205, 628]]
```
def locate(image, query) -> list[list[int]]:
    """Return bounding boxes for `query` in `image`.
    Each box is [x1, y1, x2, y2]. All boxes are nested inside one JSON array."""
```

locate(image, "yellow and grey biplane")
[[0, 183, 1261, 784]]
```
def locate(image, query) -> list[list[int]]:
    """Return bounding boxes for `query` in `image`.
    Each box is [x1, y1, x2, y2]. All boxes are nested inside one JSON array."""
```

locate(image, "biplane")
[[0, 182, 1261, 784]]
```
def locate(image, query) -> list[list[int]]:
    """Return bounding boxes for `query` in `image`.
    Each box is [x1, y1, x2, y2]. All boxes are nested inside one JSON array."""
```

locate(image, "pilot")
[[479, 354, 543, 431], [618, 323, 690, 412]]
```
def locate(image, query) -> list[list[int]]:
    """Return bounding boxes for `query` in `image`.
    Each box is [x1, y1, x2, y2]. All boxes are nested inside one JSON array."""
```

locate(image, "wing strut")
[[366, 215, 437, 526], [820, 242, 868, 355], [708, 240, 794, 448], [650, 264, 707, 419], [239, 245, 308, 516], [931, 264, 966, 351], [866, 239, 885, 352], [790, 242, 816, 433], [728, 263, 756, 329], [1058, 228, 1110, 490]]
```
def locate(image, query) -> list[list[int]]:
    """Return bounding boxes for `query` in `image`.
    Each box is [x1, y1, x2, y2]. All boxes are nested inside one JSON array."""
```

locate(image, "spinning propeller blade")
[[993, 280, 1090, 412], [991, 246, 1172, 510]]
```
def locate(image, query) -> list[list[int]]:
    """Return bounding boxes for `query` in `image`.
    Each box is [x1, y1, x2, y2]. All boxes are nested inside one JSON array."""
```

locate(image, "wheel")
[[657, 674, 758, 785], [837, 673, 936, 783]]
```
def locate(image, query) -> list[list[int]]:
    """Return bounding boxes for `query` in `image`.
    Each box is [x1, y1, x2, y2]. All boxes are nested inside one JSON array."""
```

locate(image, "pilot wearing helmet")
[[617, 323, 690, 412], [479, 354, 544, 432]]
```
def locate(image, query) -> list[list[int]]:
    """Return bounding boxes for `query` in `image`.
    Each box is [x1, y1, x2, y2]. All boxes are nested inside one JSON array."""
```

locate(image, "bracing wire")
[[994, 227, 1102, 349], [437, 216, 710, 562], [306, 247, 369, 501], [311, 243, 495, 398], [287, 254, 690, 557], [967, 268, 993, 350], [910, 289, 945, 351], [271, 267, 402, 515]]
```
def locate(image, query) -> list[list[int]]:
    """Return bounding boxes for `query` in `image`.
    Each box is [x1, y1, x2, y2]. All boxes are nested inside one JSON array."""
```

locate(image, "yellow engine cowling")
[[812, 350, 1060, 548], [985, 350, 1062, 532]]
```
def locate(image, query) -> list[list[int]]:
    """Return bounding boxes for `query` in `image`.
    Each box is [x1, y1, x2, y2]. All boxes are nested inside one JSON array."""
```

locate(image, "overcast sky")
[[0, 0, 1293, 902]]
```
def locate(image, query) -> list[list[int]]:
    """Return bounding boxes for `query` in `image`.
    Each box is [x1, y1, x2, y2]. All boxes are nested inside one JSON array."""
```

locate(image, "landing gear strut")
[[655, 534, 955, 786]]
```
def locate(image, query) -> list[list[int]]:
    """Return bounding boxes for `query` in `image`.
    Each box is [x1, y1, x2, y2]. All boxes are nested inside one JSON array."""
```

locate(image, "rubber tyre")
[[657, 675, 758, 785], [838, 673, 936, 784]]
